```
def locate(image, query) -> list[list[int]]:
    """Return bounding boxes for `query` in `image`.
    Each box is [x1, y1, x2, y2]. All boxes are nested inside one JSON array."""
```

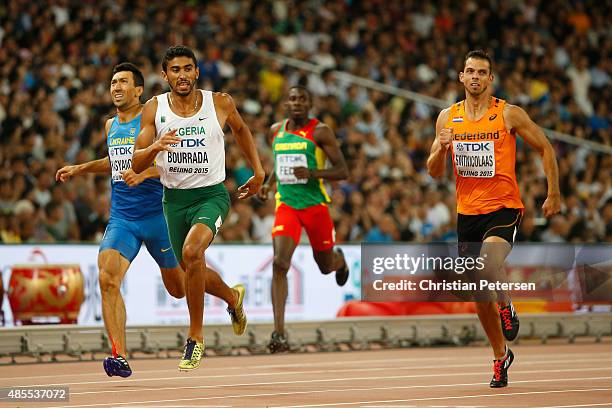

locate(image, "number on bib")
[[276, 153, 308, 184], [452, 141, 496, 178]]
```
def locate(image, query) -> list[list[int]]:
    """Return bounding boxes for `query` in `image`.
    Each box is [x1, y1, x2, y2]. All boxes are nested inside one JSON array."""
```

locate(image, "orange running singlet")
[[447, 98, 524, 215]]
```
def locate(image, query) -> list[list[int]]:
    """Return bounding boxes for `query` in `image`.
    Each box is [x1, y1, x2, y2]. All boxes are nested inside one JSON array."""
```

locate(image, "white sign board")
[[0, 244, 361, 327]]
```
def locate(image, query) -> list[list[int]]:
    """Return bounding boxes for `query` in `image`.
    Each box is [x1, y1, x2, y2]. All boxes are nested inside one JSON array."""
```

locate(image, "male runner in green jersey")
[[132, 45, 264, 370], [258, 86, 349, 352]]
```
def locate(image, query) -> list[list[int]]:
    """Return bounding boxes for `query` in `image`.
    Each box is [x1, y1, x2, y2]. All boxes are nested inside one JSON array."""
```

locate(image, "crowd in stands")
[[0, 0, 610, 245]]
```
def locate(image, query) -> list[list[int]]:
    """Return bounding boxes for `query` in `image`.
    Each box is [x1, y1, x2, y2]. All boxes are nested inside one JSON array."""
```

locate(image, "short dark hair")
[[112, 62, 144, 87], [288, 85, 312, 101], [162, 45, 197, 72], [464, 50, 493, 73]]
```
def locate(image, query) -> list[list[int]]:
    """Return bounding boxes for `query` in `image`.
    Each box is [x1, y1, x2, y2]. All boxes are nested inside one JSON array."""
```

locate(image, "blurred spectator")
[[364, 213, 399, 242], [541, 215, 570, 243], [251, 200, 275, 244]]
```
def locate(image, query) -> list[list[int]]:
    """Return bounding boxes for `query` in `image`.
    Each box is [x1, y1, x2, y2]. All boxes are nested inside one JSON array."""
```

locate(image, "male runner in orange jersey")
[[258, 86, 349, 353], [427, 50, 561, 388]]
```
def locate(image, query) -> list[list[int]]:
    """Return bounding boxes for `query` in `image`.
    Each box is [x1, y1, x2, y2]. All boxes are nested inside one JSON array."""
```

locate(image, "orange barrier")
[[514, 301, 574, 313], [337, 300, 575, 317], [337, 301, 476, 317]]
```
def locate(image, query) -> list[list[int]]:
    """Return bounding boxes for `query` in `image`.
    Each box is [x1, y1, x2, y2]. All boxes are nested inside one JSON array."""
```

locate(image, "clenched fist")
[[439, 127, 453, 150], [542, 193, 561, 217], [293, 166, 312, 179], [122, 169, 145, 187]]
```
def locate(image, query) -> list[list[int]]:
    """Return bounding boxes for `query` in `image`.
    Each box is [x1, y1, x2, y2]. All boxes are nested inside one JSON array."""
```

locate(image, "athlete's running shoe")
[[268, 331, 290, 353], [103, 355, 132, 378], [178, 338, 204, 371], [490, 347, 514, 388], [498, 301, 520, 341], [227, 284, 247, 335], [334, 247, 349, 286]]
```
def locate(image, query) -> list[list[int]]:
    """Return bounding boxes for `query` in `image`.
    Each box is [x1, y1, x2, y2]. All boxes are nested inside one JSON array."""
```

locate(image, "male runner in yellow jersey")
[[258, 86, 349, 352], [132, 45, 264, 370], [427, 50, 561, 387]]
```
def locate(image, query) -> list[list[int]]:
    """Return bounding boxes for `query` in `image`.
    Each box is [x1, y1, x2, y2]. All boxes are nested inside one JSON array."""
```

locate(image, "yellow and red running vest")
[[272, 118, 331, 209]]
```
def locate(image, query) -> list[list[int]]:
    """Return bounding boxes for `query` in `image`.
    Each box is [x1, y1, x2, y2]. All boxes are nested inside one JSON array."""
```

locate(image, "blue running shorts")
[[99, 213, 178, 268]]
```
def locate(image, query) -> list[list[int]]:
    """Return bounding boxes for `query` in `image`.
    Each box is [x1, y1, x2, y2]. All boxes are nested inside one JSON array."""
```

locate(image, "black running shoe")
[[334, 248, 349, 287], [498, 302, 520, 341], [490, 347, 514, 388], [268, 331, 290, 353], [103, 355, 132, 378]]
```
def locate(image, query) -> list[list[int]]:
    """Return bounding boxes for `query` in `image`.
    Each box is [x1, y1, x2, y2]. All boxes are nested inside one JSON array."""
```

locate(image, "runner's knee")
[[182, 244, 203, 268], [99, 269, 121, 294], [273, 256, 291, 275]]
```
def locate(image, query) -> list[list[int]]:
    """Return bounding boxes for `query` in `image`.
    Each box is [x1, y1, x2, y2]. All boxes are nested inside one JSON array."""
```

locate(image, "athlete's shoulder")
[[105, 117, 115, 135], [212, 91, 236, 111], [313, 119, 332, 135], [143, 96, 159, 110], [270, 121, 284, 134], [492, 96, 506, 105], [312, 119, 334, 144], [141, 97, 159, 121], [437, 106, 452, 123], [502, 102, 522, 114], [502, 103, 530, 128], [313, 118, 329, 130]]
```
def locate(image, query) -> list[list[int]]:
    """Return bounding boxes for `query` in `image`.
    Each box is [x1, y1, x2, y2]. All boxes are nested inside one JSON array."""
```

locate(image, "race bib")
[[452, 141, 496, 178], [276, 154, 308, 184], [108, 144, 133, 183], [166, 149, 210, 175]]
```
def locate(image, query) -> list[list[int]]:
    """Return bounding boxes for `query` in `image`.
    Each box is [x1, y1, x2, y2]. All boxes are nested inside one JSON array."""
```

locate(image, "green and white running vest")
[[154, 90, 225, 189]]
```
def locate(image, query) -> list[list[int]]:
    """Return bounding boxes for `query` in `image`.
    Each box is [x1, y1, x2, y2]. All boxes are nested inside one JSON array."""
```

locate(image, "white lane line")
[[45, 378, 612, 408], [4, 351, 610, 381], [531, 404, 612, 408], [112, 406, 230, 408], [361, 406, 419, 408], [66, 369, 612, 398], [274, 387, 612, 408], [9, 356, 612, 388], [113, 406, 231, 408]]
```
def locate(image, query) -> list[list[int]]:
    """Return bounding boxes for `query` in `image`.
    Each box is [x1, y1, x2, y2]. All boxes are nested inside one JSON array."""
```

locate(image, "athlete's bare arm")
[[216, 92, 265, 199], [56, 119, 114, 182], [427, 108, 452, 179], [56, 156, 110, 182], [504, 104, 561, 217], [257, 123, 282, 201], [122, 166, 160, 187], [294, 123, 348, 181], [132, 97, 181, 173]]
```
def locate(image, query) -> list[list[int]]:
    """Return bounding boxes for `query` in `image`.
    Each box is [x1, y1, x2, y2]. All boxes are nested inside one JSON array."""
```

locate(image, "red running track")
[[0, 342, 611, 407]]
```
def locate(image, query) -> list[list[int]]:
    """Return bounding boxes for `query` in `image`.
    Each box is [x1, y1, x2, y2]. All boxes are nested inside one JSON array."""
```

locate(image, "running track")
[[1, 342, 611, 407]]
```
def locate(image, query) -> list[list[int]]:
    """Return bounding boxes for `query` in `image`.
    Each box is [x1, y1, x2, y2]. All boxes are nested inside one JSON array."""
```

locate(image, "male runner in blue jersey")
[[56, 63, 246, 378]]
